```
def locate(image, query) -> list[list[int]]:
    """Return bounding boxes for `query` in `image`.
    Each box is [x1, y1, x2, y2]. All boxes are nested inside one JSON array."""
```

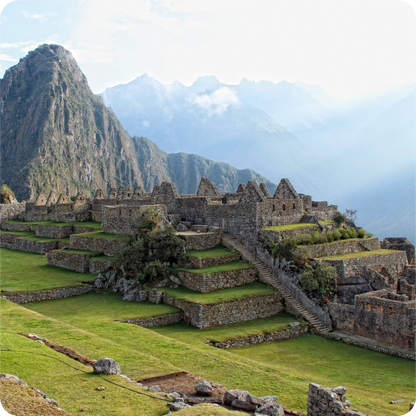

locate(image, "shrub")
[[0, 184, 16, 204], [332, 230, 341, 241], [333, 214, 345, 226], [300, 263, 337, 300], [300, 269, 319, 293], [318, 233, 328, 244], [357, 228, 366, 239], [340, 229, 349, 240], [326, 232, 334, 242], [311, 231, 320, 244], [347, 227, 357, 238]]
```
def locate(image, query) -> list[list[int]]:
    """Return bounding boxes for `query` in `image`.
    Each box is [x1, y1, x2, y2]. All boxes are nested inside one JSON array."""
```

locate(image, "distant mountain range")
[[1, 44, 414, 243], [0, 45, 274, 201]]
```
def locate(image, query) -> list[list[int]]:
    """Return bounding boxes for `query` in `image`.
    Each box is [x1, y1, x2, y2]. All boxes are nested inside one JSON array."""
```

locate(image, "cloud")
[[192, 87, 240, 115], [17, 35, 60, 54], [0, 53, 16, 61], [22, 11, 57, 23]]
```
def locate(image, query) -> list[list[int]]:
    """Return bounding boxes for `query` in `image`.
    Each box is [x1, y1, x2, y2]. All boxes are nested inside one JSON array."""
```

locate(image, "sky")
[[0, 0, 415, 98]]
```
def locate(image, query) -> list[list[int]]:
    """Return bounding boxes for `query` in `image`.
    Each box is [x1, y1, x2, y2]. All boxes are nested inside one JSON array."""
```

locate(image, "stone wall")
[[258, 225, 318, 242], [382, 237, 415, 264], [2, 285, 93, 304], [119, 312, 184, 328], [206, 324, 309, 348], [353, 290, 416, 349], [328, 303, 355, 332], [0, 202, 26, 222], [307, 383, 365, 416], [89, 257, 117, 274], [177, 268, 258, 293], [162, 292, 283, 329], [185, 253, 241, 269], [298, 237, 380, 259], [178, 229, 221, 251], [36, 225, 73, 239], [14, 238, 61, 254], [321, 251, 407, 279], [1, 222, 37, 232], [70, 234, 127, 256], [47, 250, 98, 272]]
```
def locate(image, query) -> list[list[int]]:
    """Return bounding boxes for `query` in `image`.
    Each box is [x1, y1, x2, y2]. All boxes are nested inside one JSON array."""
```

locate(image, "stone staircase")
[[222, 234, 332, 332]]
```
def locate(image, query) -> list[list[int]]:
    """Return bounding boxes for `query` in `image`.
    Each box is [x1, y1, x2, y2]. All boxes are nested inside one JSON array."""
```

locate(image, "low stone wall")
[[162, 292, 283, 329], [178, 268, 258, 293], [186, 253, 241, 269], [206, 324, 309, 348], [48, 250, 98, 272], [0, 202, 26, 223], [297, 238, 380, 259], [14, 238, 60, 254], [89, 258, 117, 274], [119, 312, 184, 328], [321, 251, 407, 279], [91, 211, 102, 222], [178, 229, 221, 251], [328, 303, 355, 332], [36, 225, 73, 238], [1, 222, 37, 232], [0, 232, 26, 245], [258, 225, 317, 242], [70, 234, 127, 256], [2, 285, 93, 304]]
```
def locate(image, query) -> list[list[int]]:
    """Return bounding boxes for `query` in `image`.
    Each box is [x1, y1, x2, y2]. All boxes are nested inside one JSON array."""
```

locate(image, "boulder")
[[168, 402, 191, 411], [148, 385, 162, 392], [231, 399, 258, 411], [176, 223, 188, 232], [261, 395, 279, 403], [32, 388, 48, 398], [255, 402, 284, 416], [0, 374, 28, 386], [332, 386, 346, 395], [223, 389, 249, 405], [45, 398, 58, 407], [194, 380, 213, 396], [93, 357, 121, 375]]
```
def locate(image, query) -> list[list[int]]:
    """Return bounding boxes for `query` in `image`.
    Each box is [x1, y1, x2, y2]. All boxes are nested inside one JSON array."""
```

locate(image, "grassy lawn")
[[1, 230, 70, 244], [2, 220, 102, 229], [161, 282, 275, 304], [176, 260, 255, 275], [319, 220, 334, 225], [0, 248, 94, 292], [54, 249, 102, 256], [319, 249, 397, 260], [229, 334, 415, 416], [91, 255, 116, 261], [0, 230, 32, 236], [186, 246, 240, 258], [261, 223, 317, 231], [73, 231, 127, 240], [2, 220, 56, 226]]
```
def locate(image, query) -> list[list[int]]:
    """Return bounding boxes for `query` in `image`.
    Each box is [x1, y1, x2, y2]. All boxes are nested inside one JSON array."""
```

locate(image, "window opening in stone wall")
[[272, 204, 275, 212], [378, 305, 382, 313], [283, 204, 286, 211], [389, 307, 393, 315], [293, 203, 295, 209], [366, 303, 371, 311]]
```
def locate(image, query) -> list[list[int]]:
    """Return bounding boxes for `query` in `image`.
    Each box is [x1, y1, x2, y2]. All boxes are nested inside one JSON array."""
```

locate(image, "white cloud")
[[22, 11, 57, 23], [18, 35, 60, 55], [192, 87, 240, 115], [0, 53, 16, 61]]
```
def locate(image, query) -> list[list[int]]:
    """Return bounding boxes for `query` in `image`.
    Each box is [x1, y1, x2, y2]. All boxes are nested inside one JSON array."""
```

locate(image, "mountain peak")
[[191, 75, 221, 93]]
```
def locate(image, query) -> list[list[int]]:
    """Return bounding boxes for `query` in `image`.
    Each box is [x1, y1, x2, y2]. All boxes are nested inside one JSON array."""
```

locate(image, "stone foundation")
[[1, 222, 37, 232], [185, 252, 241, 269], [178, 267, 258, 293], [2, 285, 93, 304], [162, 292, 283, 329], [178, 229, 221, 251], [258, 225, 317, 242]]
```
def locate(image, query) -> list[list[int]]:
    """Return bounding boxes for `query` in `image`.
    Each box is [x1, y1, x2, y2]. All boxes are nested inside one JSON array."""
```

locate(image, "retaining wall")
[[119, 312, 184, 328], [70, 234, 127, 256], [178, 229, 221, 251], [185, 252, 241, 269], [0, 202, 26, 223], [89, 258, 117, 274], [162, 292, 283, 329], [178, 267, 258, 293], [2, 285, 93, 304], [47, 250, 98, 272]]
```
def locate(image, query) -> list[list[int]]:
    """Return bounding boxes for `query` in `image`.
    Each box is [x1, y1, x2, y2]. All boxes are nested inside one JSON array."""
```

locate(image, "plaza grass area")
[[175, 260, 255, 275], [161, 282, 274, 304], [0, 230, 70, 244], [0, 248, 94, 292], [261, 223, 317, 231], [186, 246, 240, 258], [1, 249, 415, 416], [319, 249, 397, 260]]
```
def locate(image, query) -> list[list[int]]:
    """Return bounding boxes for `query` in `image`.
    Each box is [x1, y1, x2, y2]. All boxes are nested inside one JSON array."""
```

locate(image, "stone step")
[[222, 234, 332, 332]]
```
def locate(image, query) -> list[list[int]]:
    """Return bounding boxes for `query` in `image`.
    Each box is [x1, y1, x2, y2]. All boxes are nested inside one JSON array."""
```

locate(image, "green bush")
[[340, 229, 348, 240], [333, 214, 345, 227], [311, 231, 320, 244], [300, 263, 337, 301], [318, 233, 328, 244], [300, 269, 319, 292], [332, 230, 341, 241], [357, 228, 366, 239], [347, 227, 357, 238], [326, 232, 334, 242]]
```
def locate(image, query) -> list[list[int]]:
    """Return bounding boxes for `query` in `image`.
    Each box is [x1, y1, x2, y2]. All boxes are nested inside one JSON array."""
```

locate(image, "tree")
[[116, 207, 185, 284], [0, 184, 17, 204]]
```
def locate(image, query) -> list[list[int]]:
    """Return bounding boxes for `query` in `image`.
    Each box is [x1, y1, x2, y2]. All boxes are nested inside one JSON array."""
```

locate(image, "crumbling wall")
[[0, 202, 26, 223]]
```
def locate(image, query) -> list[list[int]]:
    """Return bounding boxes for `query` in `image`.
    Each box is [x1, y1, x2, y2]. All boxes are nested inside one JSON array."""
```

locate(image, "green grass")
[[175, 260, 255, 275], [161, 282, 276, 304], [186, 246, 240, 258], [3, 220, 102, 229], [1, 230, 70, 244], [2, 220, 56, 226], [319, 249, 398, 260], [319, 220, 335, 225], [229, 334, 415, 416], [73, 231, 127, 240], [0, 248, 94, 292], [0, 230, 32, 236], [91, 255, 116, 261], [261, 223, 317, 231]]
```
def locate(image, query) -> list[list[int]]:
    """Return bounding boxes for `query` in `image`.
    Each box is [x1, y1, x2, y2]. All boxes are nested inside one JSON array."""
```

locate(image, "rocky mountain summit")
[[0, 44, 274, 201]]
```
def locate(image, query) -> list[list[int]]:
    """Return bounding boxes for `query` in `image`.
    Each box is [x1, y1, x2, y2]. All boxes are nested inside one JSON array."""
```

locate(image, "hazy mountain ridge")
[[0, 45, 275, 201]]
